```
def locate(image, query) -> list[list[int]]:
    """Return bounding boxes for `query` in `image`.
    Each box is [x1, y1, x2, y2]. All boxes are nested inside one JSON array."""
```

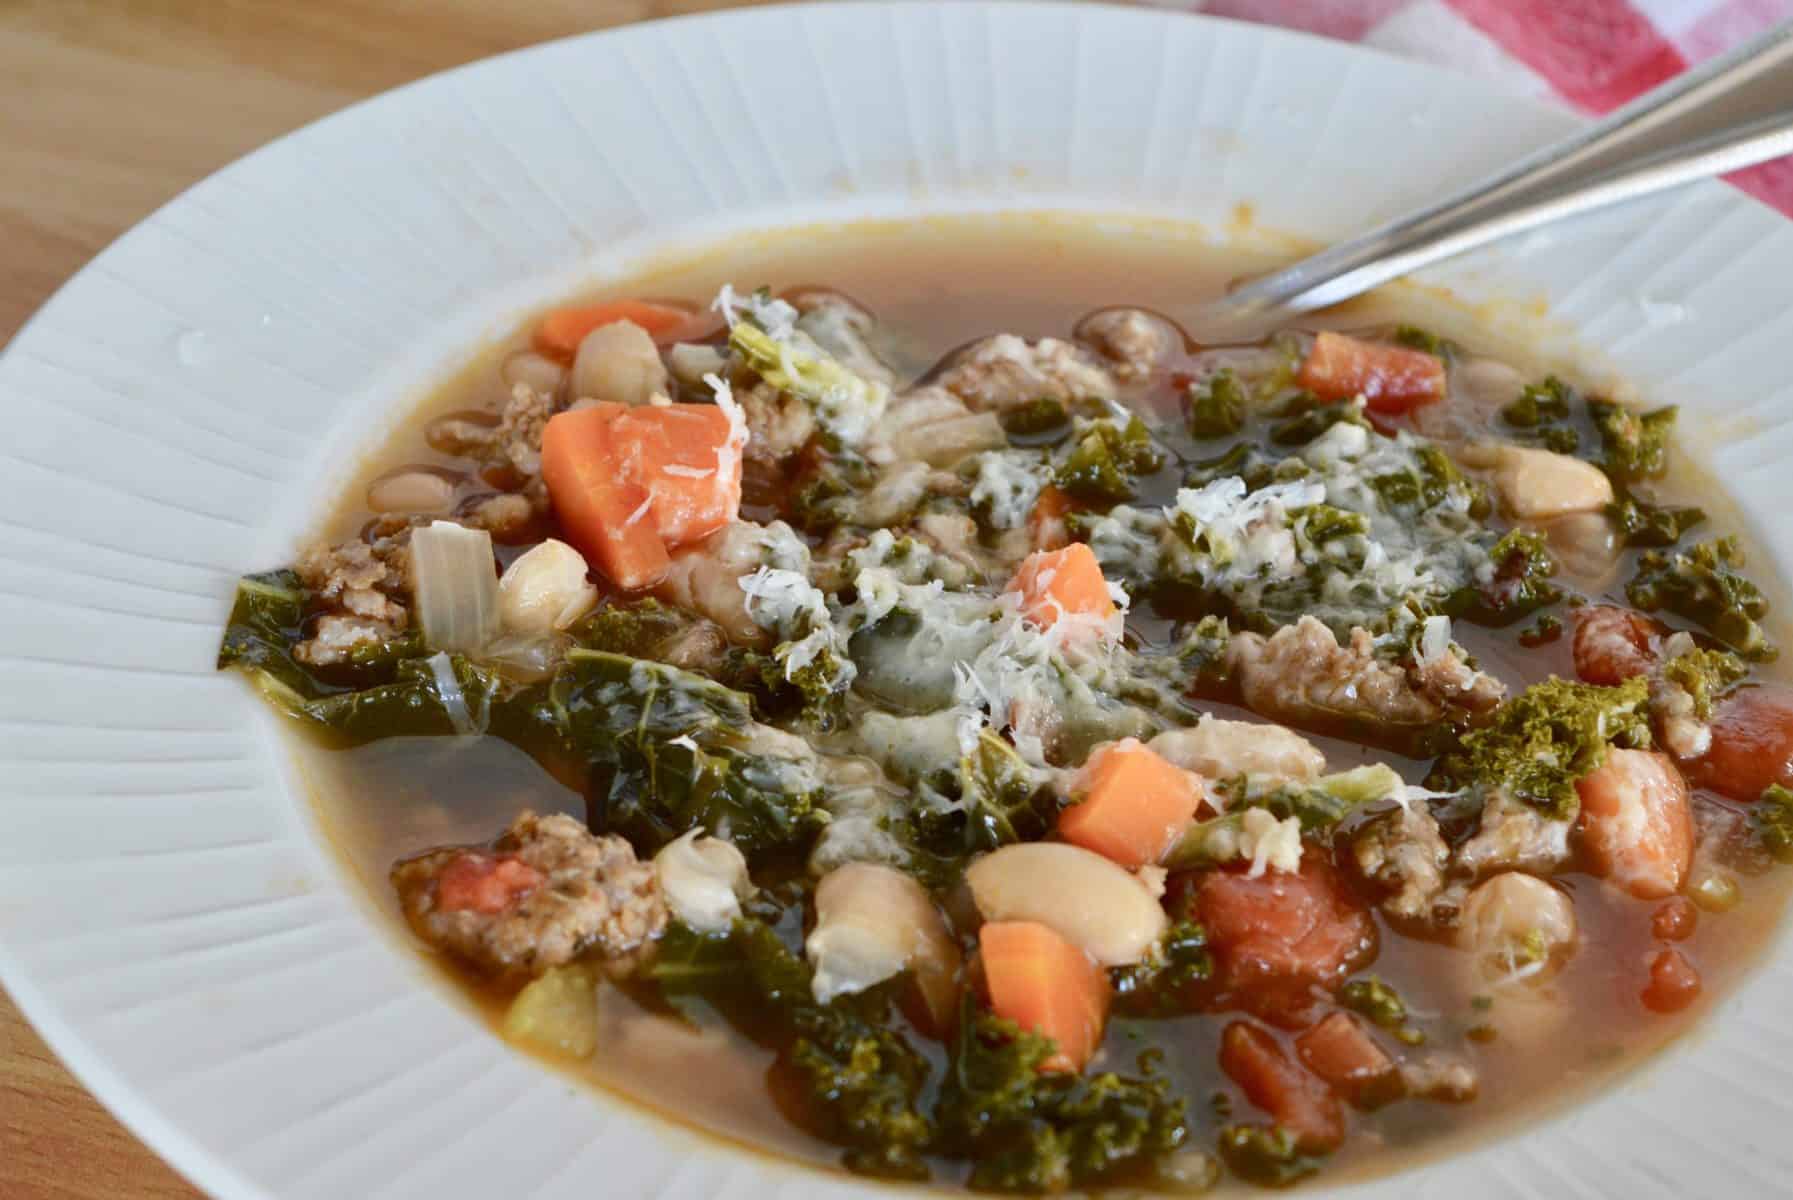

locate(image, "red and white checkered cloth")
[[1168, 0, 1793, 215]]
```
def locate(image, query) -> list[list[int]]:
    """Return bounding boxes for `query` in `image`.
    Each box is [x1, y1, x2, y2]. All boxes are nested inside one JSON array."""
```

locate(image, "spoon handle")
[[1218, 22, 1793, 322]]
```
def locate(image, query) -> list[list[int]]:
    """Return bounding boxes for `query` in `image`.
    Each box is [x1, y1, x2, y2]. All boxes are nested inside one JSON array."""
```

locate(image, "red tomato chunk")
[[1296, 331, 1445, 413], [1685, 687, 1793, 802], [1295, 1012, 1397, 1108], [436, 854, 542, 914], [1575, 749, 1694, 900], [1219, 1020, 1345, 1152], [1191, 859, 1377, 1027], [1641, 948, 1702, 1014], [1571, 605, 1662, 686]]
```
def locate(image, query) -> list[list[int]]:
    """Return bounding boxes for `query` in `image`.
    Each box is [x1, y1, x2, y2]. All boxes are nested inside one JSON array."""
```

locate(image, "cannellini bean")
[[966, 842, 1168, 966], [366, 467, 457, 514], [806, 863, 961, 1028], [497, 539, 598, 635], [1149, 716, 1324, 786], [571, 319, 670, 407], [666, 341, 727, 387], [1487, 445, 1614, 519], [1545, 510, 1622, 585], [1455, 358, 1525, 414], [654, 830, 751, 933], [501, 349, 567, 394], [891, 412, 1008, 467], [1456, 871, 1577, 987]]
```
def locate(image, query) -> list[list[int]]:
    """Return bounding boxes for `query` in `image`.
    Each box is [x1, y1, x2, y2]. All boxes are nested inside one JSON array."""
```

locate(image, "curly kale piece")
[[935, 1004, 1189, 1193], [1753, 785, 1793, 865], [554, 650, 825, 857], [1466, 528, 1562, 623], [1429, 676, 1652, 819], [1187, 369, 1248, 439], [571, 598, 707, 659], [1217, 1124, 1322, 1187], [1110, 921, 1214, 1017], [912, 729, 1059, 859], [1627, 537, 1777, 662], [1661, 645, 1748, 722], [1607, 497, 1707, 548], [1002, 397, 1073, 442], [1267, 392, 1368, 447], [1392, 324, 1446, 356], [1165, 766, 1405, 870], [1368, 445, 1488, 518], [1055, 416, 1165, 504], [1500, 376, 1581, 454], [1590, 398, 1676, 482], [652, 920, 933, 1179], [1339, 976, 1423, 1046]]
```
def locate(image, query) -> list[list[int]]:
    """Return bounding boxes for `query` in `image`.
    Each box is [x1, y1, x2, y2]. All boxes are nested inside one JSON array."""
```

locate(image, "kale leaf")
[[1217, 1124, 1321, 1187], [1055, 417, 1165, 504], [1465, 529, 1561, 624], [1753, 784, 1793, 865], [1607, 497, 1707, 548], [1589, 399, 1675, 482], [934, 1004, 1189, 1193], [912, 729, 1059, 859], [1428, 676, 1652, 819], [1499, 376, 1581, 454], [217, 570, 316, 697], [1627, 537, 1777, 662], [554, 650, 826, 857], [1660, 644, 1747, 722], [1187, 370, 1248, 439], [652, 920, 934, 1179], [1110, 921, 1214, 1017]]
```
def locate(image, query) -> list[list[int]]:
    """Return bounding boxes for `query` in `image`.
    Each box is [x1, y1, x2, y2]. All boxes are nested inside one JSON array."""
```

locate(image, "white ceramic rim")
[[5, 4, 1793, 1197]]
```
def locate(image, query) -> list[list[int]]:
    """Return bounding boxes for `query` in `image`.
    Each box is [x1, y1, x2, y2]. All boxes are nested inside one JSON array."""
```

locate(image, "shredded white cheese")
[[969, 450, 1049, 530]]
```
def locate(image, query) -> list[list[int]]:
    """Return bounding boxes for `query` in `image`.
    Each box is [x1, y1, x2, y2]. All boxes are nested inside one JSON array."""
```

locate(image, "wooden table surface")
[[0, 4, 760, 1196]]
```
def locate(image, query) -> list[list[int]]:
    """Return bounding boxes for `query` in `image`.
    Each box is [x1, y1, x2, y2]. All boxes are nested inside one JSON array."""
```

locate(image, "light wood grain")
[[0, 3, 756, 1196]]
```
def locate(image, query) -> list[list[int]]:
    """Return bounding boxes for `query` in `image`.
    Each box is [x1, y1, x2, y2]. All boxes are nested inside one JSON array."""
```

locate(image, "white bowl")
[[4, 4, 1792, 1197]]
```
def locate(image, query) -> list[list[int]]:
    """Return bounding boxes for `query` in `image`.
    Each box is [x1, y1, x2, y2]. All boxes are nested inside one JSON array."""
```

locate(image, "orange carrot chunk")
[[1297, 331, 1445, 413], [1058, 738, 1203, 868], [980, 920, 1111, 1073], [606, 404, 743, 546], [533, 300, 696, 362], [1027, 484, 1074, 552], [540, 406, 672, 590], [1008, 543, 1115, 632]]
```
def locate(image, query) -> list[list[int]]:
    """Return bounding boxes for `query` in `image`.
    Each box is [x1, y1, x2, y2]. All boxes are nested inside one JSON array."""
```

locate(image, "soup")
[[221, 218, 1793, 1193]]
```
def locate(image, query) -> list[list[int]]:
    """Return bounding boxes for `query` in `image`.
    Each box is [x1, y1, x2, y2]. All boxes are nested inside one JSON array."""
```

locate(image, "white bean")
[[654, 830, 751, 933], [1488, 445, 1614, 519], [1544, 510, 1622, 585], [1455, 358, 1525, 414], [366, 468, 456, 514], [966, 842, 1168, 966], [501, 349, 567, 395], [497, 538, 598, 635], [806, 863, 961, 1028], [571, 319, 669, 408], [1456, 871, 1577, 987]]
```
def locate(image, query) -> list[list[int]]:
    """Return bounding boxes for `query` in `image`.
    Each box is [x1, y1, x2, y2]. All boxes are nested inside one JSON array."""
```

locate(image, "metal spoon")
[[1198, 21, 1793, 339]]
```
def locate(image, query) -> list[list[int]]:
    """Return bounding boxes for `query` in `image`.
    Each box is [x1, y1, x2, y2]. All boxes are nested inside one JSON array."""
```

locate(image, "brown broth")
[[293, 214, 1793, 1191]]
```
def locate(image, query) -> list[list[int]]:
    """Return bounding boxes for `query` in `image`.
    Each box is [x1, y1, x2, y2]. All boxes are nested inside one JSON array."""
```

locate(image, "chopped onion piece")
[[412, 520, 500, 654]]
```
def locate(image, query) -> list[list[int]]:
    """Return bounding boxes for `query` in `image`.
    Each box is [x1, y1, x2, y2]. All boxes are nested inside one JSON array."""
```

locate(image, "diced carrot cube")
[[1008, 543, 1115, 632], [541, 406, 672, 590], [1297, 331, 1445, 413], [607, 404, 743, 545], [980, 920, 1111, 1073], [1058, 738, 1203, 868]]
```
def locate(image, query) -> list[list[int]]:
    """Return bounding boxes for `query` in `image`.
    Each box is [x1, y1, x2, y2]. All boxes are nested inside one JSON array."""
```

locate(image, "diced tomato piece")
[[1652, 896, 1698, 942], [437, 853, 541, 914], [605, 404, 744, 545], [1189, 859, 1377, 1028], [1008, 543, 1115, 632], [1296, 331, 1445, 414], [1641, 947, 1702, 1014], [1295, 1012, 1398, 1108], [534, 300, 696, 362], [1027, 485, 1074, 553], [1219, 1020, 1345, 1152], [1685, 686, 1793, 802], [980, 920, 1111, 1073], [1576, 749, 1694, 901], [1058, 738, 1204, 868], [1571, 605, 1664, 685]]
